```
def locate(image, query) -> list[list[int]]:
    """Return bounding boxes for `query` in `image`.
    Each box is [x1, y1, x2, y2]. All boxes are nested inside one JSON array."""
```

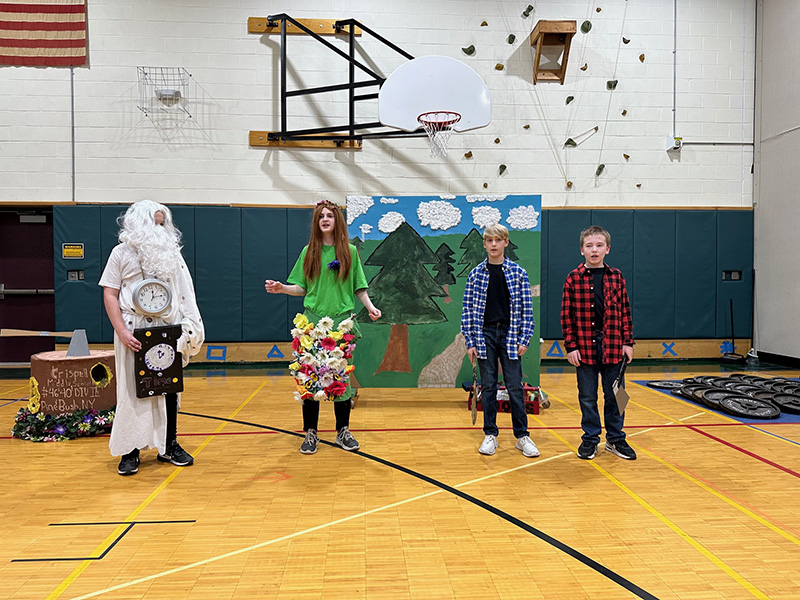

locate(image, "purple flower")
[[327, 259, 340, 271], [54, 424, 67, 435], [83, 415, 93, 423]]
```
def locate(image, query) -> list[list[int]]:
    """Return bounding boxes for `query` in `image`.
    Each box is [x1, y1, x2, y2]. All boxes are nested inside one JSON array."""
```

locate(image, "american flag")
[[0, 1, 86, 67]]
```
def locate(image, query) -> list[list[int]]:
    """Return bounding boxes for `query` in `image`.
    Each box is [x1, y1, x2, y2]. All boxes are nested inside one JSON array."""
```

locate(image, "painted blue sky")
[[347, 194, 542, 241]]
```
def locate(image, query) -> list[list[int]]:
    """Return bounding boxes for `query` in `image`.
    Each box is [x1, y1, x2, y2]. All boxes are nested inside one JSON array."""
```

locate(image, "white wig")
[[118, 200, 183, 279]]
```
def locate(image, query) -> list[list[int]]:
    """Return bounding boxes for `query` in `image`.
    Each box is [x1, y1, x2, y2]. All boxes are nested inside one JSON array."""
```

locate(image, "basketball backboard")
[[378, 55, 492, 132]]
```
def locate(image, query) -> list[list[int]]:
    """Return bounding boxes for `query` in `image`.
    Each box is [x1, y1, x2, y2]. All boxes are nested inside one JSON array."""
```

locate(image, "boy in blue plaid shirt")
[[461, 224, 538, 457]]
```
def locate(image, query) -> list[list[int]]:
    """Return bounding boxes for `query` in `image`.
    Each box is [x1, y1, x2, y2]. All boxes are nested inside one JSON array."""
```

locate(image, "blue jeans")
[[576, 335, 626, 445], [478, 322, 529, 439]]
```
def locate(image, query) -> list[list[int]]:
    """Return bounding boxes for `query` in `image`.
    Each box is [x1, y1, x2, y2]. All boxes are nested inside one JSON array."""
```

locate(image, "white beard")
[[128, 225, 183, 280]]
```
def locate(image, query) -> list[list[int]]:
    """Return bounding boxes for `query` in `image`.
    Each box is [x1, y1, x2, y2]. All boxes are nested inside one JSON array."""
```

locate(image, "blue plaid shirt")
[[461, 258, 535, 360]]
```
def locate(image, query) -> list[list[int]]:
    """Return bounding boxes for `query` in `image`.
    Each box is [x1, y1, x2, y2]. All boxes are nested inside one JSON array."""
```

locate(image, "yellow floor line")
[[66, 451, 572, 600], [0, 384, 29, 397], [46, 380, 269, 600], [531, 414, 770, 600]]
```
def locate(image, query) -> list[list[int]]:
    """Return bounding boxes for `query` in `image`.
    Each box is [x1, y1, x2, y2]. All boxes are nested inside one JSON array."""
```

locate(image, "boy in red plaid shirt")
[[561, 226, 636, 460]]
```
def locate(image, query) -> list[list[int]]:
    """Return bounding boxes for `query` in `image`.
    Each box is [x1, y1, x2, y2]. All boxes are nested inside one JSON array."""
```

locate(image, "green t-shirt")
[[287, 244, 368, 317]]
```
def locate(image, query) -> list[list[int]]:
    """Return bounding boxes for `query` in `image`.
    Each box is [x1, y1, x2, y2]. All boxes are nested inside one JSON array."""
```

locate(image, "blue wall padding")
[[632, 211, 676, 338], [53, 205, 103, 340], [242, 208, 288, 341], [540, 211, 550, 341], [716, 211, 753, 340], [542, 210, 591, 340], [53, 206, 752, 346], [285, 209, 313, 337], [676, 211, 717, 337], [194, 207, 243, 342]]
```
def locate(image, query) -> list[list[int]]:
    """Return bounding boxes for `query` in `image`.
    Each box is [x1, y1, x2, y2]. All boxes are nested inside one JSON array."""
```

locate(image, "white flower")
[[331, 358, 348, 372], [308, 327, 326, 340], [290, 327, 303, 338], [314, 390, 327, 402], [319, 374, 334, 388], [329, 348, 344, 359], [317, 317, 334, 332], [338, 318, 354, 333]]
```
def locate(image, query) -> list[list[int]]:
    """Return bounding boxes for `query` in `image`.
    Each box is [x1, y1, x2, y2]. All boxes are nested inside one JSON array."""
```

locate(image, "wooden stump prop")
[[30, 350, 116, 414]]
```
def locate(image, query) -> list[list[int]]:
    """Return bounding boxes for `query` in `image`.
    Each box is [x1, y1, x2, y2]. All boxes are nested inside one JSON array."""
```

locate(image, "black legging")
[[302, 399, 351, 432], [165, 392, 178, 444]]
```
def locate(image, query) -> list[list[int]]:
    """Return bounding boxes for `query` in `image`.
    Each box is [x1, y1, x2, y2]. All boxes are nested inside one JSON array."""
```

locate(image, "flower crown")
[[315, 200, 343, 209]]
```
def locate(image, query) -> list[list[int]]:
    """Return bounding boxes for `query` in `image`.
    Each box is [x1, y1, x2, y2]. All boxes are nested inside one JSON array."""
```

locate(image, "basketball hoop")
[[418, 111, 461, 158]]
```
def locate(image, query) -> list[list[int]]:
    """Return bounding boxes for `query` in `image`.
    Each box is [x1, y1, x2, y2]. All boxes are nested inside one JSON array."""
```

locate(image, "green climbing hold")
[[462, 45, 476, 56], [581, 21, 592, 34], [499, 164, 507, 175], [507, 34, 516, 44], [522, 5, 533, 18], [564, 138, 577, 147], [607, 80, 618, 90], [566, 96, 574, 105], [596, 164, 605, 176]]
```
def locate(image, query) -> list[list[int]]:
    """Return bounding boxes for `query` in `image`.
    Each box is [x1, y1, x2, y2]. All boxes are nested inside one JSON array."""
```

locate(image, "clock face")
[[144, 343, 176, 371], [133, 279, 171, 316]]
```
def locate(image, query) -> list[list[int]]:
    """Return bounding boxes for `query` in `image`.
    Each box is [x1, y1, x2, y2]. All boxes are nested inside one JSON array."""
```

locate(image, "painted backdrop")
[[346, 194, 541, 389]]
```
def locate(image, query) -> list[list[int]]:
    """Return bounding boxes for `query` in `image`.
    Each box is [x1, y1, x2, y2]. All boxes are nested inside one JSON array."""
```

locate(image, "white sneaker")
[[479, 434, 498, 455], [515, 436, 540, 458]]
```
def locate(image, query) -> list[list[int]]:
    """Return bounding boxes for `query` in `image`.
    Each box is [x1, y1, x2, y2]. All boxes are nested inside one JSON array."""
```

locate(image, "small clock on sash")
[[133, 325, 183, 398], [132, 278, 172, 316]]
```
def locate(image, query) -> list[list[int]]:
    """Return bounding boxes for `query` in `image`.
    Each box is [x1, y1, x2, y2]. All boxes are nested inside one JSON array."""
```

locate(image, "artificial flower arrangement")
[[12, 378, 115, 442], [288, 313, 356, 402]]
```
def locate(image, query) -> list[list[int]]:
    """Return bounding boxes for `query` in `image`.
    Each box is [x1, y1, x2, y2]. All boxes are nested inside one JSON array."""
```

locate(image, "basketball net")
[[418, 111, 461, 158]]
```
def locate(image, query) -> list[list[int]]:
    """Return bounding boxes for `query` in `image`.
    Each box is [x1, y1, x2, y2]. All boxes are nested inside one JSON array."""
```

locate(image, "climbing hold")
[[464, 151, 473, 159], [636, 183, 642, 188], [593, 126, 599, 132], [596, 7, 602, 12], [566, 96, 574, 105], [580, 63, 588, 71], [639, 53, 645, 62], [462, 45, 476, 56], [595, 164, 605, 176], [481, 20, 488, 27], [621, 109, 627, 116], [564, 138, 577, 147], [622, 37, 630, 44], [495, 63, 505, 71], [623, 153, 630, 161], [581, 21, 592, 34], [483, 182, 489, 189], [522, 5, 533, 18], [494, 138, 501, 144], [607, 80, 618, 90], [499, 164, 507, 175], [566, 181, 573, 189], [507, 34, 516, 44], [523, 124, 530, 130]]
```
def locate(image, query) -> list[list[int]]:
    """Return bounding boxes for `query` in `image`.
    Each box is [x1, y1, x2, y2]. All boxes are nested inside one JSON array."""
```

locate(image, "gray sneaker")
[[300, 429, 319, 454], [335, 426, 360, 451]]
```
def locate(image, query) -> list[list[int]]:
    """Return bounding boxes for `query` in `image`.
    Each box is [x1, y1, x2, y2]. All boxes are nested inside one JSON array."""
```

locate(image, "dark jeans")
[[576, 335, 626, 445], [478, 322, 529, 439]]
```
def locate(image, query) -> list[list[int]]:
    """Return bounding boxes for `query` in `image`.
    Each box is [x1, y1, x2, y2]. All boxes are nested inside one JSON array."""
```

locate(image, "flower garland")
[[288, 313, 356, 402], [11, 377, 114, 442]]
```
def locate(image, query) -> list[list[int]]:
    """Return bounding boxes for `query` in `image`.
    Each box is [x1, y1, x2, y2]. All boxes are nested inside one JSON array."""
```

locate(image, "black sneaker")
[[577, 440, 598, 460], [334, 426, 360, 451], [606, 439, 637, 460], [118, 449, 140, 476], [157, 439, 194, 466], [300, 429, 319, 454]]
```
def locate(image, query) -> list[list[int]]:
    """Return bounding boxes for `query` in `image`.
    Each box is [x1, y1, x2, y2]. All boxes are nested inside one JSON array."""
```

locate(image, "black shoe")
[[577, 440, 598, 460], [118, 449, 140, 476], [334, 426, 360, 451], [300, 429, 319, 454], [157, 439, 194, 466], [605, 439, 637, 460]]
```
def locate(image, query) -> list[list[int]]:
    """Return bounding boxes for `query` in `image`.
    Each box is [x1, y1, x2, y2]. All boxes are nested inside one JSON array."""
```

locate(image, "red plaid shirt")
[[560, 263, 634, 365]]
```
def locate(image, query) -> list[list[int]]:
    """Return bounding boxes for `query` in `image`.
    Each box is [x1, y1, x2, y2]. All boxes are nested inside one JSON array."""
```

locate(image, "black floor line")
[[11, 521, 196, 563], [182, 410, 660, 600]]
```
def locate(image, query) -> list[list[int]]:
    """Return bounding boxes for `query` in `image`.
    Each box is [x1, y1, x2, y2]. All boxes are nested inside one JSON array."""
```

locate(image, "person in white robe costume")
[[99, 200, 204, 476]]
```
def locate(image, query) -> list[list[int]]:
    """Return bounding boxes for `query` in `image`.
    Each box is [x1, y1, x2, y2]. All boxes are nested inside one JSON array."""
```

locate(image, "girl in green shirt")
[[265, 201, 381, 454]]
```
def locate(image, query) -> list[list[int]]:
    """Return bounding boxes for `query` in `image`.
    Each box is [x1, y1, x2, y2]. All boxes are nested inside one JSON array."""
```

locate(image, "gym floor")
[[1, 362, 799, 599]]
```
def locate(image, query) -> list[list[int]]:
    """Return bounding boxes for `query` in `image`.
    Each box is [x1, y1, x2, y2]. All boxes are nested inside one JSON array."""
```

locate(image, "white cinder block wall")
[[0, 0, 755, 207]]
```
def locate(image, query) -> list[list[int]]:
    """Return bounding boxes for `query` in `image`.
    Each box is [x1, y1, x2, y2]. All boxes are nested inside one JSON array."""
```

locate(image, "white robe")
[[99, 243, 204, 456]]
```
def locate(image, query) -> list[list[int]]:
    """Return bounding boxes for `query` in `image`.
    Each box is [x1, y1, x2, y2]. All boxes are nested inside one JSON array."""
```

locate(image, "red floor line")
[[687, 425, 800, 479]]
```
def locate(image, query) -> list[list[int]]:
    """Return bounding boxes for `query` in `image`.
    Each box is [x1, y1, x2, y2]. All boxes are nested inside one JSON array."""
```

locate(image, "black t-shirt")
[[589, 267, 605, 331], [483, 262, 510, 325]]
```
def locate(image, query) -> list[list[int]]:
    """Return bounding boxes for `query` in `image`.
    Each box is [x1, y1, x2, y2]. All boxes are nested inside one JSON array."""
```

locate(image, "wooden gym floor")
[[1, 364, 799, 600]]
